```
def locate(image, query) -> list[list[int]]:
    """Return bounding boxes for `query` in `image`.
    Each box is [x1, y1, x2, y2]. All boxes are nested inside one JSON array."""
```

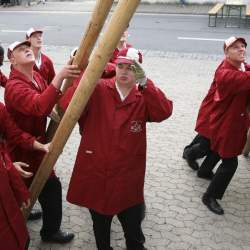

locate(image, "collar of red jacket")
[[223, 59, 250, 71], [105, 77, 141, 96], [9, 67, 31, 83]]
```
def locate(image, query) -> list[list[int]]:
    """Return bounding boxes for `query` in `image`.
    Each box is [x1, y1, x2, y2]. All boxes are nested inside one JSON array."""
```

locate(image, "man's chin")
[[34, 45, 42, 49], [24, 60, 35, 65]]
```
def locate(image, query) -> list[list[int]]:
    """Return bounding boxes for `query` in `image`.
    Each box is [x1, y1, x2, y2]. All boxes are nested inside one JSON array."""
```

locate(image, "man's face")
[[225, 41, 246, 64], [11, 45, 35, 66], [29, 32, 43, 49], [116, 63, 136, 86]]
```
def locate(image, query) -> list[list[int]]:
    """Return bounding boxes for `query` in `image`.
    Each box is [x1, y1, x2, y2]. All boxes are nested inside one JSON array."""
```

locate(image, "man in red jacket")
[[197, 37, 250, 215], [4, 40, 80, 243], [60, 47, 173, 250], [0, 101, 51, 250], [182, 76, 219, 173], [26, 27, 55, 85]]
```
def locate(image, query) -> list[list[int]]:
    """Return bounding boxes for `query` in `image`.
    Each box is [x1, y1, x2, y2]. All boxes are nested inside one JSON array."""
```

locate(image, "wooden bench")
[[245, 4, 250, 27], [208, 3, 224, 27]]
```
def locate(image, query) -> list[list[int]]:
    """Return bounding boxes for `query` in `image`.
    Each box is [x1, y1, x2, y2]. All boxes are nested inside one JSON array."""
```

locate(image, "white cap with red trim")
[[7, 40, 31, 59], [26, 27, 43, 39], [116, 47, 143, 65], [224, 36, 247, 51]]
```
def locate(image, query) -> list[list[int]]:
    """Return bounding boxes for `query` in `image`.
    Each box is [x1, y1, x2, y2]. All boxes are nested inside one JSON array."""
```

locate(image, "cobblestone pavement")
[[1, 46, 250, 250]]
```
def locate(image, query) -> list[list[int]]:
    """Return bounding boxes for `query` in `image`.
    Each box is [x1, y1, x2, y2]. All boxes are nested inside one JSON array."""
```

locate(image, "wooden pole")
[[46, 0, 114, 142], [23, 0, 141, 220]]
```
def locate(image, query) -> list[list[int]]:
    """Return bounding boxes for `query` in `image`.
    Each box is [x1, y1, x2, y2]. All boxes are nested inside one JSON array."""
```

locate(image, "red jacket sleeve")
[[142, 79, 173, 122], [214, 69, 250, 101], [1, 104, 35, 150], [5, 81, 61, 117], [59, 73, 92, 134], [59, 78, 79, 113]]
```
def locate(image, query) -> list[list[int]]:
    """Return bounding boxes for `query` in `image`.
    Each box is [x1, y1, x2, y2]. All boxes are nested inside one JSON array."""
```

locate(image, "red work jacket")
[[60, 77, 173, 215], [102, 63, 116, 79], [209, 60, 250, 158], [4, 68, 61, 186], [195, 61, 224, 139], [0, 102, 32, 250], [34, 53, 55, 85]]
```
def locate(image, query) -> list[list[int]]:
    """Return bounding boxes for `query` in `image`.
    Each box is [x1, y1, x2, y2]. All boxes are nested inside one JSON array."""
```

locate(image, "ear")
[[224, 49, 229, 58], [9, 55, 16, 65]]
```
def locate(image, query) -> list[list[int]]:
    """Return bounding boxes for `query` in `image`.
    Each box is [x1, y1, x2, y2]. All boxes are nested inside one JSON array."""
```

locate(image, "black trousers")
[[200, 152, 238, 199], [198, 150, 221, 176], [38, 176, 62, 237], [183, 134, 210, 160], [1, 0, 10, 3], [89, 203, 146, 250]]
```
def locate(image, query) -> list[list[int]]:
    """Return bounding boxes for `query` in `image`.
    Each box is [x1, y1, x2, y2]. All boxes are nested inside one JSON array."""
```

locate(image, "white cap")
[[7, 41, 31, 59], [116, 47, 143, 65], [26, 27, 43, 39], [224, 36, 247, 51]]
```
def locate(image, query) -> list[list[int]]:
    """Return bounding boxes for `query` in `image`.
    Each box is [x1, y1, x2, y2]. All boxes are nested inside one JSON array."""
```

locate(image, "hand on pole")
[[132, 61, 147, 88]]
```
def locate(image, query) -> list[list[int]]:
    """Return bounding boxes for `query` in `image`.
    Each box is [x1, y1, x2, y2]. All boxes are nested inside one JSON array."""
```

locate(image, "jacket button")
[[241, 113, 244, 116], [85, 150, 93, 154]]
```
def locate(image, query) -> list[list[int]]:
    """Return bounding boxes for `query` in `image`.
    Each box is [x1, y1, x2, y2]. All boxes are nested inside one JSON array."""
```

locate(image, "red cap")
[[115, 47, 143, 65], [224, 36, 247, 51], [7, 41, 31, 59], [26, 27, 43, 39]]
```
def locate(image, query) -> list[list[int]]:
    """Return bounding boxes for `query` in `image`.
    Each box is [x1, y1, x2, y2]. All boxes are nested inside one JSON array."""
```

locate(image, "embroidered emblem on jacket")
[[130, 121, 143, 133]]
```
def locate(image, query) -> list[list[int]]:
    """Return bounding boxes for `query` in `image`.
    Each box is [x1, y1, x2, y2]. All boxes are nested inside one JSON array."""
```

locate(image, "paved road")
[[1, 3, 250, 54]]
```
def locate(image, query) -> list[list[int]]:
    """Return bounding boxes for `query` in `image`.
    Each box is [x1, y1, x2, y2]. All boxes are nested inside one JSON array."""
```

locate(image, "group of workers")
[[0, 25, 249, 250]]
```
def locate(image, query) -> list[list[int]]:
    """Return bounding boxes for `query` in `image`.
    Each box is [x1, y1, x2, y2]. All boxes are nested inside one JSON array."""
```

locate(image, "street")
[[1, 12, 250, 54]]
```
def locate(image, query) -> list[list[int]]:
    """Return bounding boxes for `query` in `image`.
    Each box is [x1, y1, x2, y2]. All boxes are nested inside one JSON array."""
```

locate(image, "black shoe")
[[197, 171, 214, 180], [182, 150, 188, 159], [28, 209, 42, 221], [41, 230, 75, 243], [202, 194, 224, 215]]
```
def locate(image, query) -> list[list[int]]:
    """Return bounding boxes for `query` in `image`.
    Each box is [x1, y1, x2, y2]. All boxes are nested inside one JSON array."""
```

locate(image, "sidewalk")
[[0, 0, 212, 15]]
